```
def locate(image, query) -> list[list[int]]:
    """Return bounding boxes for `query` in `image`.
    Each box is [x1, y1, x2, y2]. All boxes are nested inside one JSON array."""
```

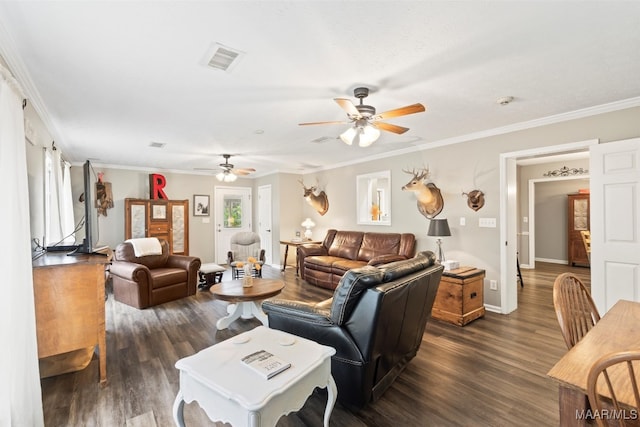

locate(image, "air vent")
[[311, 136, 335, 144], [149, 141, 166, 148], [206, 43, 244, 72]]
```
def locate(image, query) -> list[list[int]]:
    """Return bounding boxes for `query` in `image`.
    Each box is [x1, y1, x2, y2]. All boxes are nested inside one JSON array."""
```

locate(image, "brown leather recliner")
[[263, 251, 443, 410], [298, 229, 416, 289], [110, 239, 201, 309]]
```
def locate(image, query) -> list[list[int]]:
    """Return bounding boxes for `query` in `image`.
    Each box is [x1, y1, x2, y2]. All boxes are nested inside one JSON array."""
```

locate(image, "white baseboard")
[[535, 257, 568, 265], [484, 304, 501, 314]]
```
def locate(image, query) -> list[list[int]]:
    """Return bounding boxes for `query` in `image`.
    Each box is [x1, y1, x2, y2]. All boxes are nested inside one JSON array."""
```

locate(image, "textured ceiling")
[[1, 1, 639, 176]]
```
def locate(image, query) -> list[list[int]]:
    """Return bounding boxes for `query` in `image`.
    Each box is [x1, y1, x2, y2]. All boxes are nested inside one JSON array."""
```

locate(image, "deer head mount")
[[401, 167, 444, 219], [462, 190, 485, 211], [299, 180, 329, 216]]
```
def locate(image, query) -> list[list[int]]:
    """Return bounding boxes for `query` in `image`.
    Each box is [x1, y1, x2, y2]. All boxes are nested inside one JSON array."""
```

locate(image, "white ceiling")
[[1, 1, 639, 176]]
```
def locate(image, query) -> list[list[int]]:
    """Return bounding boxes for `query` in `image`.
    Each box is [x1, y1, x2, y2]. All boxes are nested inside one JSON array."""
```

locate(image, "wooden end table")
[[210, 279, 284, 330], [279, 240, 321, 274], [432, 266, 485, 326], [173, 326, 337, 427]]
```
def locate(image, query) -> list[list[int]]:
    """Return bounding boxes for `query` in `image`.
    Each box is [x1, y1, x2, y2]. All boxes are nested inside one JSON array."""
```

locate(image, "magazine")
[[241, 350, 291, 379]]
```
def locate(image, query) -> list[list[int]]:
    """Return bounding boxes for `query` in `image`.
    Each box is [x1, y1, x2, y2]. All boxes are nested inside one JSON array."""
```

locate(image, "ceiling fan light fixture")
[[340, 127, 357, 145], [358, 125, 380, 147], [340, 123, 380, 147], [216, 170, 237, 182]]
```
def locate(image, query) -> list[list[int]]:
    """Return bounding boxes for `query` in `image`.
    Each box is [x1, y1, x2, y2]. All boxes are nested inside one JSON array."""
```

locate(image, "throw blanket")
[[126, 237, 162, 257]]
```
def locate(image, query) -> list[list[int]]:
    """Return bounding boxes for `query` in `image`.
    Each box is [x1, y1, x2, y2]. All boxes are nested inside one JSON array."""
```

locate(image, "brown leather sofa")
[[263, 251, 443, 410], [110, 239, 201, 308], [298, 229, 416, 289]]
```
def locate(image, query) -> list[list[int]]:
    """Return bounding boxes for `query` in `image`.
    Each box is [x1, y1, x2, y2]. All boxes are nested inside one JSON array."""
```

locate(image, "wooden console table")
[[432, 266, 485, 326], [32, 251, 110, 383]]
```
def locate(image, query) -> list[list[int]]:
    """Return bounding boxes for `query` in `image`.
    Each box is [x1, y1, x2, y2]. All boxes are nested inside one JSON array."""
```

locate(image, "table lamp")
[[301, 218, 315, 240], [427, 218, 451, 263]]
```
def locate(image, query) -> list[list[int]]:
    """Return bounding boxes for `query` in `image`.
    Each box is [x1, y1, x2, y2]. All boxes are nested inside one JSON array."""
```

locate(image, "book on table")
[[241, 350, 291, 379]]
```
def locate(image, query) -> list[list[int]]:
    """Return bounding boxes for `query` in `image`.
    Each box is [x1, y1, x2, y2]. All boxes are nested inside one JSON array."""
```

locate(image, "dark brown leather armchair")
[[262, 251, 443, 410], [110, 239, 201, 309]]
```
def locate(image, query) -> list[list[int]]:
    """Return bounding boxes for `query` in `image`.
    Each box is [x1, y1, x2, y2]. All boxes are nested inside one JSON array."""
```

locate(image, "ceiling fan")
[[215, 154, 255, 182], [299, 87, 426, 147]]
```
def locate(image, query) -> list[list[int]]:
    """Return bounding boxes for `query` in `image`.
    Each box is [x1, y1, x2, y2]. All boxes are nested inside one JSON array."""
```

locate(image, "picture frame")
[[194, 194, 210, 216], [151, 203, 167, 220]]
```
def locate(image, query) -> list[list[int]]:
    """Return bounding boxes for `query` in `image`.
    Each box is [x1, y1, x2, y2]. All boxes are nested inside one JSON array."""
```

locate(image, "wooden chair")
[[581, 230, 592, 264], [587, 350, 640, 427], [553, 272, 601, 349]]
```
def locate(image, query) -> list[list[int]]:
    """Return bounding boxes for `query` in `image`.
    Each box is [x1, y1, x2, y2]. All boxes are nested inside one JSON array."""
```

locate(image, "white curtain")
[[45, 148, 75, 245], [62, 160, 75, 241], [0, 65, 44, 425]]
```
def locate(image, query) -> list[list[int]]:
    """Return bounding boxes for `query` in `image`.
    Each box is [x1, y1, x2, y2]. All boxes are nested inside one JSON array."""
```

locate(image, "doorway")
[[526, 175, 590, 269], [214, 186, 252, 264], [499, 139, 598, 314]]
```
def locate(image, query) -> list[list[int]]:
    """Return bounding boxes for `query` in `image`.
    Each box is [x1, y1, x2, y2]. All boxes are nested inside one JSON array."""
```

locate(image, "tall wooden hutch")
[[567, 193, 590, 267], [124, 198, 189, 255]]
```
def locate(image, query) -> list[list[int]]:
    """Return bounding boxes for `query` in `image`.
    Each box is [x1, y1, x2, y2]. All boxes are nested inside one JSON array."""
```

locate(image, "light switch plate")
[[479, 218, 497, 228]]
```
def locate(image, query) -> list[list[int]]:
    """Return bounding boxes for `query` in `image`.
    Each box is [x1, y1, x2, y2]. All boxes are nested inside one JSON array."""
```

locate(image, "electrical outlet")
[[460, 217, 466, 226], [490, 280, 498, 290], [523, 216, 528, 223]]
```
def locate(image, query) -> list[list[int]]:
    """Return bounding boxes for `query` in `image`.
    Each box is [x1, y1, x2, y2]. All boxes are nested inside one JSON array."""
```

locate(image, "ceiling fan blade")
[[334, 98, 361, 117], [299, 120, 348, 126], [374, 103, 426, 120], [375, 122, 409, 134], [231, 168, 256, 175]]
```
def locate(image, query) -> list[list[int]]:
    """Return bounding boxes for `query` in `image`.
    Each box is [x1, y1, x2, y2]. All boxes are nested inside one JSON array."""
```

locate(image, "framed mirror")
[[357, 170, 391, 225]]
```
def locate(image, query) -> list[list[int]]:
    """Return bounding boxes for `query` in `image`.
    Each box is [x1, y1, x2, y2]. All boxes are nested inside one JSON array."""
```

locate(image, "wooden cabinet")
[[32, 252, 110, 383], [568, 193, 590, 267], [124, 198, 189, 255], [432, 267, 485, 326]]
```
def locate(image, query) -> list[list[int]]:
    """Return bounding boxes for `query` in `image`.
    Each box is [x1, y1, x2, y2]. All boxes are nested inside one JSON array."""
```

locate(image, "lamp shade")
[[427, 218, 451, 237], [301, 218, 315, 228]]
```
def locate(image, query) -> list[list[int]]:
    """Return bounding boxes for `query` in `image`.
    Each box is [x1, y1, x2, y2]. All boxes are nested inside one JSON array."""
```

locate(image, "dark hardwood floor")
[[40, 262, 590, 426]]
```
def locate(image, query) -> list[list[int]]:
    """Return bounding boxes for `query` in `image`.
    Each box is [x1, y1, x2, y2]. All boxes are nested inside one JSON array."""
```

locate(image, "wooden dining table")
[[548, 299, 640, 426]]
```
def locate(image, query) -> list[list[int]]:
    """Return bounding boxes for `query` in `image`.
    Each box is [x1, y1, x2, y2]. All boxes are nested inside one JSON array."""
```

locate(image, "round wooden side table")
[[209, 279, 284, 329]]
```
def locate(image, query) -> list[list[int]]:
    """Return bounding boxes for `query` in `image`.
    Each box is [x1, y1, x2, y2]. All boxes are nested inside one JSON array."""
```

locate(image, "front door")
[[590, 137, 640, 313], [214, 186, 252, 264]]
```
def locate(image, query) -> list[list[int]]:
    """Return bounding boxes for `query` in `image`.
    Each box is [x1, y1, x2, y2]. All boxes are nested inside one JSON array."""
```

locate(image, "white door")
[[214, 186, 252, 264], [590, 137, 640, 313], [258, 185, 273, 265]]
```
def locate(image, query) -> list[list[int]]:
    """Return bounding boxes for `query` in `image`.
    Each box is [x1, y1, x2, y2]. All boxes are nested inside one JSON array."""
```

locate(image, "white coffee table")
[[173, 326, 337, 427]]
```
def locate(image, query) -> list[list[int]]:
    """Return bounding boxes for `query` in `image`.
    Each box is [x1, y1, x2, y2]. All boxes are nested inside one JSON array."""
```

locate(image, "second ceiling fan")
[[299, 87, 426, 147], [216, 154, 255, 182]]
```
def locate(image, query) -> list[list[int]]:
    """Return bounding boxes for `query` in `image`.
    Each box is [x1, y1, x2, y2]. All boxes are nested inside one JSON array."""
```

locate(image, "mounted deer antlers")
[[462, 190, 485, 211], [401, 167, 444, 219], [299, 180, 329, 216]]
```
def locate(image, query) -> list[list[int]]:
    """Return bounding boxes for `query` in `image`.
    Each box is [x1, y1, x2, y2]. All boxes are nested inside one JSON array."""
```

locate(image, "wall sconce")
[[301, 218, 316, 240], [427, 218, 451, 263]]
